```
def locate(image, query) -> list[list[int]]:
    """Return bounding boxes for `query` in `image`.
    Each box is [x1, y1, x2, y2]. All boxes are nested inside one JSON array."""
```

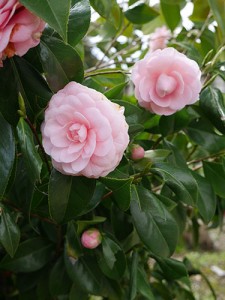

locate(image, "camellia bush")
[[0, 0, 225, 299]]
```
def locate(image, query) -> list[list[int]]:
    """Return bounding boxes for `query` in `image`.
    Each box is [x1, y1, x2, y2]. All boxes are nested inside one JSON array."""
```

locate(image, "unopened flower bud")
[[131, 145, 145, 160], [81, 228, 102, 249]]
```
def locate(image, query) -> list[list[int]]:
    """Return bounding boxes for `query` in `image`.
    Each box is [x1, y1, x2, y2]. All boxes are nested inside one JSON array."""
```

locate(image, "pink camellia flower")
[[0, 0, 45, 66], [81, 228, 102, 249], [131, 47, 202, 116], [149, 26, 171, 52], [131, 145, 145, 160], [41, 82, 129, 178]]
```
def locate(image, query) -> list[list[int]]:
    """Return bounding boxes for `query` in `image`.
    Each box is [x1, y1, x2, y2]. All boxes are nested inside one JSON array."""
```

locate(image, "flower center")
[[156, 73, 177, 97], [67, 123, 87, 143]]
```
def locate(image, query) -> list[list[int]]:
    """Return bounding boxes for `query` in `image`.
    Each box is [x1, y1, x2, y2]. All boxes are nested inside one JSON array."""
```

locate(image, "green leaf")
[[0, 205, 20, 257], [159, 109, 190, 136], [0, 238, 54, 272], [113, 100, 147, 138], [125, 3, 159, 24], [192, 172, 217, 223], [20, 0, 70, 42], [17, 118, 42, 182], [203, 161, 225, 198], [137, 267, 155, 299], [69, 283, 89, 300], [129, 251, 138, 300], [190, 0, 210, 22], [65, 255, 108, 296], [154, 257, 188, 281], [208, 0, 225, 36], [49, 256, 72, 296], [0, 114, 15, 199], [144, 149, 171, 163], [0, 59, 19, 126], [68, 0, 91, 47], [98, 235, 126, 280], [48, 169, 96, 223], [187, 118, 225, 154], [104, 81, 128, 99], [39, 36, 84, 92], [90, 0, 122, 29], [12, 56, 52, 122], [151, 162, 198, 205], [101, 173, 133, 211], [130, 186, 179, 257], [200, 87, 225, 134], [160, 0, 181, 30]]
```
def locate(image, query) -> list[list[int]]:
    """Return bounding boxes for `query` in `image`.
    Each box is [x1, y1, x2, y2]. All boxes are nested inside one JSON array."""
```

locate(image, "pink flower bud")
[[131, 145, 145, 160], [81, 228, 102, 249]]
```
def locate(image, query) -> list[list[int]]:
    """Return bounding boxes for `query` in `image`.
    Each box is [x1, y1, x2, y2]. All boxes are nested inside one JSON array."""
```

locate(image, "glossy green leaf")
[[20, 0, 70, 41], [39, 36, 84, 92], [68, 0, 91, 47], [159, 109, 190, 136], [0, 205, 20, 257], [0, 238, 54, 272], [90, 0, 122, 29], [130, 186, 179, 257], [0, 114, 15, 199], [0, 59, 19, 126], [160, 0, 181, 30], [137, 267, 155, 299], [17, 118, 42, 182], [125, 3, 159, 24], [101, 173, 133, 211], [192, 172, 217, 223], [66, 221, 83, 259], [65, 255, 108, 296], [187, 118, 225, 154], [203, 161, 225, 198], [129, 251, 138, 300], [98, 235, 126, 280], [48, 169, 96, 223], [49, 256, 72, 296], [151, 162, 198, 205], [104, 81, 128, 99], [200, 87, 225, 134], [155, 257, 188, 281], [144, 149, 171, 163], [208, 0, 225, 36], [12, 56, 52, 121]]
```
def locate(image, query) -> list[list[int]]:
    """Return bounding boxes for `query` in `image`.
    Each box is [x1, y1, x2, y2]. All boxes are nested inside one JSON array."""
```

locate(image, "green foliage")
[[0, 0, 225, 299]]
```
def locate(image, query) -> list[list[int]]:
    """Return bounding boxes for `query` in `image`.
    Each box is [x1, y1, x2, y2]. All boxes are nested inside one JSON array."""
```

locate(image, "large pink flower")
[[0, 0, 45, 66], [41, 82, 130, 178], [131, 48, 202, 115]]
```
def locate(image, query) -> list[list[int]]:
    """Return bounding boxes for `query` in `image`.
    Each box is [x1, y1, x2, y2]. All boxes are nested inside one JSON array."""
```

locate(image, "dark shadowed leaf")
[[0, 238, 54, 272], [0, 205, 20, 257], [151, 162, 198, 205], [0, 114, 15, 199], [40, 36, 84, 92], [130, 186, 179, 257], [17, 118, 42, 182]]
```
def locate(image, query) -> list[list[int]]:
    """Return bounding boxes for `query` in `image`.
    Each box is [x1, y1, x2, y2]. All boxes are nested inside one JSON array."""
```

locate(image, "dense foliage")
[[0, 0, 225, 299]]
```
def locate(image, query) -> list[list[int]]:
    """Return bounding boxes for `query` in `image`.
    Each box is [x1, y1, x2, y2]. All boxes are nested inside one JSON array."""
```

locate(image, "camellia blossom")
[[131, 47, 202, 115], [81, 228, 102, 249], [149, 26, 171, 52], [41, 82, 129, 178], [131, 145, 145, 160], [0, 0, 45, 66]]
